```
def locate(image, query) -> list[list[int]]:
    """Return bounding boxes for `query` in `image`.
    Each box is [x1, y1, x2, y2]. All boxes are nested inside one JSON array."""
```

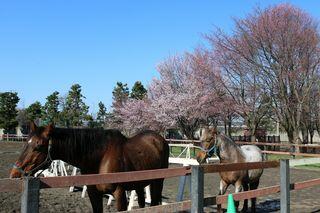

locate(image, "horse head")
[[9, 122, 54, 178], [196, 127, 218, 164]]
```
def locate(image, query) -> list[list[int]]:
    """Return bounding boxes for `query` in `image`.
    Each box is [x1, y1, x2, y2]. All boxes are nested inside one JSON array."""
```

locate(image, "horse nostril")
[[196, 157, 200, 163], [9, 169, 22, 178], [196, 156, 204, 164]]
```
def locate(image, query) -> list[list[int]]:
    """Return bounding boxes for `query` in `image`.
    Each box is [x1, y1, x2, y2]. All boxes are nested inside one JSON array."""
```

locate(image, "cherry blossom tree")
[[117, 50, 234, 138], [117, 98, 164, 135], [147, 51, 228, 139], [207, 4, 320, 143]]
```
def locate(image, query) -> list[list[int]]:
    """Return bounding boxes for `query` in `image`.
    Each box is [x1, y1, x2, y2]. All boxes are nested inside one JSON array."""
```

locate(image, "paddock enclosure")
[[1, 141, 320, 212]]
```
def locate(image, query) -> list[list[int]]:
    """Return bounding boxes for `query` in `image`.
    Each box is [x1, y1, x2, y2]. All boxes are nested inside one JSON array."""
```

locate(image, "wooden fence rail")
[[202, 161, 279, 173], [262, 150, 320, 157], [1, 159, 320, 213], [166, 138, 320, 149], [236, 141, 320, 149]]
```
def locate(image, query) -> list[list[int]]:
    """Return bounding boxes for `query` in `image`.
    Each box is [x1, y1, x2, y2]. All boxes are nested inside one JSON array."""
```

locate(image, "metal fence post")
[[191, 165, 204, 213], [21, 177, 40, 213], [177, 175, 187, 201], [280, 159, 290, 213]]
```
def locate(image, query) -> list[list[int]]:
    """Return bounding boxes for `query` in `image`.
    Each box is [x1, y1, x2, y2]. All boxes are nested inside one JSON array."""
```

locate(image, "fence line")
[[0, 161, 279, 192], [166, 139, 320, 149], [216, 185, 280, 204], [166, 138, 201, 144], [2, 159, 320, 213], [262, 150, 320, 157], [0, 134, 28, 141], [40, 167, 191, 189], [236, 141, 320, 148], [202, 161, 279, 173]]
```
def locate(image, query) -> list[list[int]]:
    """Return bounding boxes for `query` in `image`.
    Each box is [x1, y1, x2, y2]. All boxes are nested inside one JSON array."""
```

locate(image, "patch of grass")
[[265, 154, 304, 161], [295, 163, 320, 170], [169, 146, 198, 158]]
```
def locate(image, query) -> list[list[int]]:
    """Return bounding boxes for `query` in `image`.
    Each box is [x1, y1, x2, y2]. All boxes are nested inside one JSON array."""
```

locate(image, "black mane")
[[50, 128, 127, 164]]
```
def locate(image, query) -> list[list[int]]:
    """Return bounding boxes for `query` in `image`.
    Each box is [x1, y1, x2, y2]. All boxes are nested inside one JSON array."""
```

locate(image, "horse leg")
[[235, 180, 243, 212], [87, 185, 103, 213], [114, 186, 128, 211], [219, 179, 229, 195], [150, 179, 164, 206], [217, 180, 229, 213], [249, 181, 260, 213], [241, 183, 249, 213], [136, 187, 145, 208]]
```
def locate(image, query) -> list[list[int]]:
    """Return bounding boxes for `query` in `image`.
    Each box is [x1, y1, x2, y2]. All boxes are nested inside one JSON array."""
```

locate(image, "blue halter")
[[206, 145, 217, 157]]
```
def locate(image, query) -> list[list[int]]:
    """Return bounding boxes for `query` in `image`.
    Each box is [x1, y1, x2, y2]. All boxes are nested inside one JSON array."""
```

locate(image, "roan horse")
[[10, 122, 169, 212], [196, 128, 263, 213]]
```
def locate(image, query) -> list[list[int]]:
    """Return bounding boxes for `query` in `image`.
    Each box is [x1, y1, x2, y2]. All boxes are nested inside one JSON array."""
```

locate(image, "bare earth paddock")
[[0, 142, 320, 213]]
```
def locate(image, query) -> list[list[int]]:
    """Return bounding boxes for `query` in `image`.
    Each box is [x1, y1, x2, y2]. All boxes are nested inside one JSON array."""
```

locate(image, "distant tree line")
[[0, 81, 147, 134]]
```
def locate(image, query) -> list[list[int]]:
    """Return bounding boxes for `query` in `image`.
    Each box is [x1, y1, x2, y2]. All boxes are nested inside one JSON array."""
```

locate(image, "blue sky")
[[1, 1, 319, 114]]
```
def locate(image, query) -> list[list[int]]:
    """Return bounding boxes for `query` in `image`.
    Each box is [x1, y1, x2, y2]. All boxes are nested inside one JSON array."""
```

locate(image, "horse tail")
[[162, 138, 170, 169]]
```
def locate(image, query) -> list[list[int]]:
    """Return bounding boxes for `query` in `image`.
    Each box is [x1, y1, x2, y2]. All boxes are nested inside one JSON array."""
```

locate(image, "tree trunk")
[[250, 135, 257, 143], [309, 130, 314, 144], [224, 121, 227, 136], [287, 131, 293, 143], [293, 129, 301, 153], [301, 127, 308, 144], [228, 119, 232, 137], [249, 127, 257, 142], [287, 130, 294, 153]]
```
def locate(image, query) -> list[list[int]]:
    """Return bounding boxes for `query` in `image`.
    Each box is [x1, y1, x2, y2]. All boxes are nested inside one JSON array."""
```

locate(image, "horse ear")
[[43, 123, 54, 138], [30, 121, 37, 132]]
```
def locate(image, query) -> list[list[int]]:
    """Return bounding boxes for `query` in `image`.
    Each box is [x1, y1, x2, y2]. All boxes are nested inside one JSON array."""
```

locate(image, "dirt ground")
[[1, 142, 320, 213]]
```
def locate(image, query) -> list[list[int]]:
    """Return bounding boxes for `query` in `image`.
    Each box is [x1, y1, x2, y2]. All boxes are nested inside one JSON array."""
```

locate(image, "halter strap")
[[12, 139, 53, 177], [206, 145, 217, 157], [199, 134, 218, 158], [12, 163, 26, 176]]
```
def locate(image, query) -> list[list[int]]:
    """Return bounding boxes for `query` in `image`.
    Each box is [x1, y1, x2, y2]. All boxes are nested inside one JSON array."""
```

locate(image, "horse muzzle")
[[196, 151, 207, 164], [9, 168, 23, 178]]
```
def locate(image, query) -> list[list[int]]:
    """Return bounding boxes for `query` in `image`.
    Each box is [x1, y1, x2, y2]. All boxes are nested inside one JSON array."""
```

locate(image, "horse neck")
[[50, 128, 108, 172], [217, 134, 245, 163]]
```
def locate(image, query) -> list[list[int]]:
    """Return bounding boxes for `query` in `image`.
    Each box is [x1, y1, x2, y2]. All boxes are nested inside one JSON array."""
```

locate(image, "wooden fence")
[[232, 135, 281, 143], [0, 134, 28, 142], [1, 159, 320, 213], [236, 141, 320, 157], [166, 138, 320, 157]]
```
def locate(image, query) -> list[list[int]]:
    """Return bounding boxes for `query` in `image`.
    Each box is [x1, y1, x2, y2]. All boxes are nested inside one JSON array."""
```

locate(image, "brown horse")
[[196, 128, 263, 213], [10, 122, 169, 212]]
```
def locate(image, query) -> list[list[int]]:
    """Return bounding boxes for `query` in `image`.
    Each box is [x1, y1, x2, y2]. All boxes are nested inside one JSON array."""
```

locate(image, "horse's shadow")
[[255, 198, 280, 212]]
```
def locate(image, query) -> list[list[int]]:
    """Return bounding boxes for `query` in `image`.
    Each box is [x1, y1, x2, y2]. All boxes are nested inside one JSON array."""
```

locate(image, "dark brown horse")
[[10, 122, 169, 212], [196, 128, 263, 213]]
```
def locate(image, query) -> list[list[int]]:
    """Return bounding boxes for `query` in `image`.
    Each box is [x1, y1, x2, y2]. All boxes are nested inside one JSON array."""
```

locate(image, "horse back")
[[124, 130, 169, 171], [241, 145, 264, 182]]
